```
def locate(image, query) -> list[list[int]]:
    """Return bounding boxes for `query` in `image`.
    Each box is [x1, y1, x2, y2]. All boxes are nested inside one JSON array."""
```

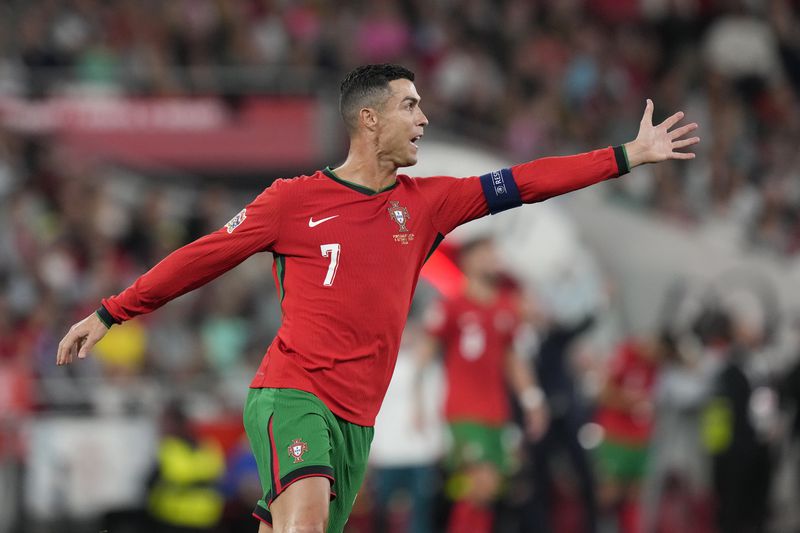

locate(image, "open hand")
[[624, 99, 700, 167], [56, 312, 108, 365]]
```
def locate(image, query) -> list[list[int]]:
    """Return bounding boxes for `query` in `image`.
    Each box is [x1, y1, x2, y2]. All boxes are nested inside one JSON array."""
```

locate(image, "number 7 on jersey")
[[320, 243, 341, 287]]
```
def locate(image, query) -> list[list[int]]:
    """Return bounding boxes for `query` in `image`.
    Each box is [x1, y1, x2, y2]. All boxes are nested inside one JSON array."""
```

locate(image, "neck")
[[333, 136, 398, 192], [465, 278, 498, 303]]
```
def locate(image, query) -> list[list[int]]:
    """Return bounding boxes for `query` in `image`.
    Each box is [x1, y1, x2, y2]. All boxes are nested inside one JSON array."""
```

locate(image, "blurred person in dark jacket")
[[698, 307, 771, 533], [520, 315, 598, 533]]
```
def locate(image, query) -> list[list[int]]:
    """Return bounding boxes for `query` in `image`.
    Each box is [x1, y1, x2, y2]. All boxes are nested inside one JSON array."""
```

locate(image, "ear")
[[359, 107, 379, 131]]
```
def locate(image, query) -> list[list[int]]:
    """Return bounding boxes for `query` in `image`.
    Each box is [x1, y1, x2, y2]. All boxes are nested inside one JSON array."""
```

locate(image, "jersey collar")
[[323, 167, 398, 196]]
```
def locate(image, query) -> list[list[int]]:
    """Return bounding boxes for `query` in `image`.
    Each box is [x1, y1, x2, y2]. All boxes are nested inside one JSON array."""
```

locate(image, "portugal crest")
[[388, 201, 410, 233], [288, 438, 308, 463]]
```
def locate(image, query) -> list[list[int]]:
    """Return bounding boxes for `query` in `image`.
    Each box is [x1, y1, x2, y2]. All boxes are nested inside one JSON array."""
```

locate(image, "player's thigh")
[[327, 418, 374, 533], [465, 461, 502, 503], [270, 476, 331, 532], [243, 388, 337, 528]]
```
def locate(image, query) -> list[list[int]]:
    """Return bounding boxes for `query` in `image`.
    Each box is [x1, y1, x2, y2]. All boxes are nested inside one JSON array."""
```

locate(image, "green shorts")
[[447, 421, 510, 473], [243, 387, 374, 532], [596, 439, 649, 482]]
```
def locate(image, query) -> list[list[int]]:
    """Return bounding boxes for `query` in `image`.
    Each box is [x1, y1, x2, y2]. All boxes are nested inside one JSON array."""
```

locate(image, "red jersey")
[[425, 292, 521, 426], [596, 340, 658, 444], [100, 146, 627, 425]]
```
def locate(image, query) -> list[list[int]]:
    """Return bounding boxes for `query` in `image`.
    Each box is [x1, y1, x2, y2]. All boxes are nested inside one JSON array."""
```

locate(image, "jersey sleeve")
[[100, 179, 285, 324], [511, 146, 628, 204], [416, 146, 628, 235], [415, 175, 488, 235]]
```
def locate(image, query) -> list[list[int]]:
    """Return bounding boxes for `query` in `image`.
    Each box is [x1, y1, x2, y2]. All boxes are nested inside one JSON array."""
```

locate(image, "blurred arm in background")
[[505, 346, 548, 441]]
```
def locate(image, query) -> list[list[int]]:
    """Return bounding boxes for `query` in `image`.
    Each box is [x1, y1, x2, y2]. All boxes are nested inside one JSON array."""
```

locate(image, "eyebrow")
[[401, 96, 420, 105]]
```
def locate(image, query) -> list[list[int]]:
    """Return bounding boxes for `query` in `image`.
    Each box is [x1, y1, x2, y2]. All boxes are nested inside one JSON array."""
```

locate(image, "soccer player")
[[595, 338, 660, 533], [416, 236, 547, 533], [56, 64, 699, 533]]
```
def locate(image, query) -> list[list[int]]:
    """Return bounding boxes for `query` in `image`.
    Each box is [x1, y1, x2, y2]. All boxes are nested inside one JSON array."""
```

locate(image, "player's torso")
[[443, 294, 518, 423], [273, 170, 440, 359], [444, 295, 517, 370]]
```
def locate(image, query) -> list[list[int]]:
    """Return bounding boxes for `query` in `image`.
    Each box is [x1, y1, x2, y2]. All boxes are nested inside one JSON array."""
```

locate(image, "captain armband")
[[479, 168, 522, 214]]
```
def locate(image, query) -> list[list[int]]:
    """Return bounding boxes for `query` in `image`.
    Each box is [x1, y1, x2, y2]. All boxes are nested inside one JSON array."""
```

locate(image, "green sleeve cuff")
[[613, 145, 630, 176]]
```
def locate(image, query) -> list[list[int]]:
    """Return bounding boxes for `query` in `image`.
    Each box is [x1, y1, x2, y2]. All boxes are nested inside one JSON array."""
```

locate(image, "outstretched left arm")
[[420, 100, 699, 235], [509, 99, 699, 206]]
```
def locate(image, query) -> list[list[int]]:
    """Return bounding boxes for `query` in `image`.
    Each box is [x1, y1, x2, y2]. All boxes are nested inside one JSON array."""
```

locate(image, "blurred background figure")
[[217, 434, 264, 533], [416, 237, 548, 533], [697, 304, 772, 533], [594, 338, 659, 533], [641, 330, 714, 533], [774, 353, 800, 532], [147, 401, 226, 533], [368, 309, 444, 533], [522, 314, 599, 533]]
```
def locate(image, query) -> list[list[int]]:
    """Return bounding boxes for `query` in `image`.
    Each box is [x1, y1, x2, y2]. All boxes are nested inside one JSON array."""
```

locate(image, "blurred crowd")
[[1, 0, 800, 253], [1, 0, 800, 532]]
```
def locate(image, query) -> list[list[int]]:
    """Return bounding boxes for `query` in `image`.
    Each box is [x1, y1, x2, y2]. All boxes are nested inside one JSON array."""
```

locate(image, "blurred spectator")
[[523, 316, 599, 533], [147, 402, 226, 533], [369, 318, 444, 533], [641, 333, 714, 533], [773, 356, 800, 532], [218, 436, 263, 533], [0, 0, 797, 255], [697, 308, 771, 533]]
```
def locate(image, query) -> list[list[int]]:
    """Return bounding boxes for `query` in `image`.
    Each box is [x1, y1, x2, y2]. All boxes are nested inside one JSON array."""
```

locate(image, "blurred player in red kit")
[[595, 338, 660, 533], [56, 63, 699, 532], [416, 237, 548, 533]]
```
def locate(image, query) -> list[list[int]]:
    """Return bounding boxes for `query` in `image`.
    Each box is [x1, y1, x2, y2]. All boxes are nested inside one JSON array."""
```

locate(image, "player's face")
[[463, 241, 503, 285], [376, 79, 428, 168]]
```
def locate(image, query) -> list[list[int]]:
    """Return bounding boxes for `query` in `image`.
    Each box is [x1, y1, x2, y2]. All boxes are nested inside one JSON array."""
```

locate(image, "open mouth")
[[410, 134, 423, 148]]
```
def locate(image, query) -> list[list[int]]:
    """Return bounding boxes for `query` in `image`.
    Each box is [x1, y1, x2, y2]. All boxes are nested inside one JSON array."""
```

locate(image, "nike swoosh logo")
[[308, 215, 339, 227]]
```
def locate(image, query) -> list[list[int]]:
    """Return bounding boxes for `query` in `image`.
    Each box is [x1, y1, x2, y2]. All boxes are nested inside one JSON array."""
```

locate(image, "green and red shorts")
[[243, 387, 373, 532]]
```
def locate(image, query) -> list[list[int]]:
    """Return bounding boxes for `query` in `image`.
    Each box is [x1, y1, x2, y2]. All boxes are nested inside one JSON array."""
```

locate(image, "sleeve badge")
[[225, 208, 247, 233]]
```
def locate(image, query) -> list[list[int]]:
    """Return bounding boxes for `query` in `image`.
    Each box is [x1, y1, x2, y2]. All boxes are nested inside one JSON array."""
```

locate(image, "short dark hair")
[[339, 64, 415, 133], [458, 236, 494, 267]]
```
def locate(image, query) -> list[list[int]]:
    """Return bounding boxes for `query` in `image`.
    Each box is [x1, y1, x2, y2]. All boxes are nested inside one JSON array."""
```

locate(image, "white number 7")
[[320, 243, 341, 286]]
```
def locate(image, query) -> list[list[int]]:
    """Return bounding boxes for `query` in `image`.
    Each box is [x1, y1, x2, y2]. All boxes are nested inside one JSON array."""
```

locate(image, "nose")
[[418, 108, 429, 127]]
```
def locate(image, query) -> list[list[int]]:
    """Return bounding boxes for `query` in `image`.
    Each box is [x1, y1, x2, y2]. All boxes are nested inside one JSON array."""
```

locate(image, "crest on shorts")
[[288, 438, 308, 463], [388, 201, 410, 233], [225, 208, 247, 234]]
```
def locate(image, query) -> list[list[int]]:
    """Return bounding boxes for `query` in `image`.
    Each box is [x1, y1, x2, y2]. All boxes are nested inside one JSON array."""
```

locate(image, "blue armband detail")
[[479, 168, 522, 215]]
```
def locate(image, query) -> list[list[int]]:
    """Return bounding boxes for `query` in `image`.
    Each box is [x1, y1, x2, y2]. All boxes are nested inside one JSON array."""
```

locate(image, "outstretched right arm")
[[56, 179, 284, 365]]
